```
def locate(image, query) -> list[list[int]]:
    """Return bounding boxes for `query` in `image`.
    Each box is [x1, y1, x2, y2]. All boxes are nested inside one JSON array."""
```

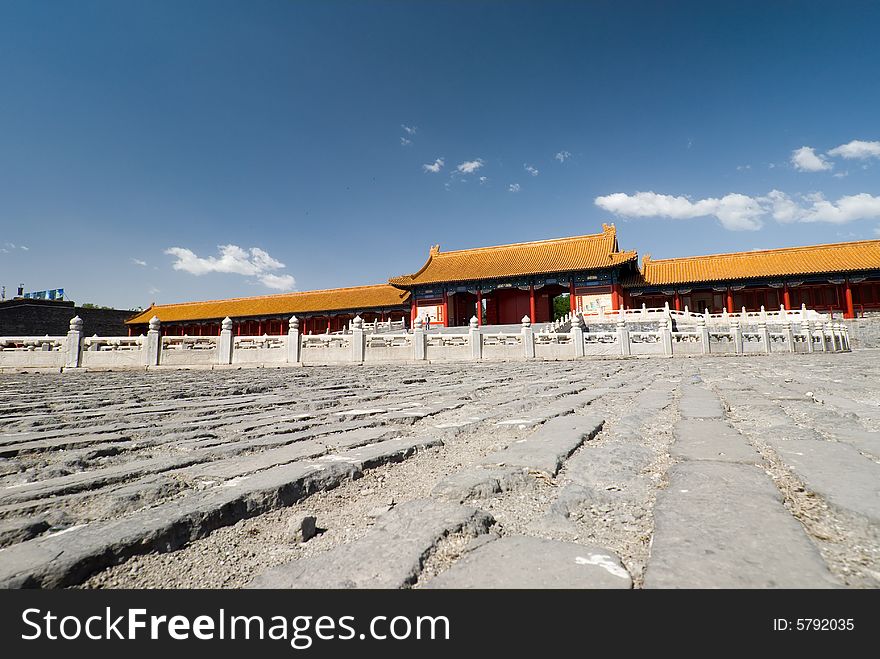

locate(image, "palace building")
[[126, 225, 880, 334], [622, 239, 880, 318], [126, 284, 410, 336], [389, 224, 637, 326]]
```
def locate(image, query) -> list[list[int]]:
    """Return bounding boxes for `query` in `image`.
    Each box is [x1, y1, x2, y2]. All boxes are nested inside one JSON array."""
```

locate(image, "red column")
[[611, 284, 621, 311], [529, 285, 536, 322], [569, 282, 576, 312], [674, 292, 682, 311], [726, 288, 734, 313], [476, 289, 482, 326], [783, 284, 791, 310], [442, 291, 449, 327], [844, 279, 855, 319], [410, 297, 417, 326]]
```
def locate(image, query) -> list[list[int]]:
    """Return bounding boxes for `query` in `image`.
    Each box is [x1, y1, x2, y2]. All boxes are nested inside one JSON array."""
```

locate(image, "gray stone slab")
[[679, 385, 725, 419], [645, 462, 838, 588], [0, 433, 131, 458], [425, 536, 631, 589], [170, 441, 325, 481], [0, 518, 49, 548], [317, 435, 443, 471], [765, 437, 880, 523], [0, 435, 440, 588], [432, 466, 530, 502], [481, 414, 604, 476], [248, 499, 495, 589], [672, 419, 761, 463], [0, 454, 209, 504]]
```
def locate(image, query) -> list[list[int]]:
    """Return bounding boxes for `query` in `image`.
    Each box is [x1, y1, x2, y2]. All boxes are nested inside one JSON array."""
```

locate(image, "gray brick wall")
[[0, 299, 135, 336], [843, 313, 880, 349]]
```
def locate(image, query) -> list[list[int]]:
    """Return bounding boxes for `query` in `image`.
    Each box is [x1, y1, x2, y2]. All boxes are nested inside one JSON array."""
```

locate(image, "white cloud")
[[148, 287, 160, 295], [401, 124, 417, 135], [479, 176, 487, 184], [736, 164, 751, 171], [768, 191, 880, 224], [258, 273, 296, 290], [597, 189, 880, 231], [524, 164, 539, 176], [2, 242, 29, 252], [20, 245, 28, 251], [555, 150, 572, 163], [875, 226, 880, 237], [791, 146, 833, 172], [400, 137, 411, 146], [456, 159, 484, 174], [131, 258, 147, 267], [827, 139, 880, 160], [423, 158, 444, 173], [164, 244, 295, 290], [508, 183, 521, 193], [594, 191, 765, 231], [833, 171, 849, 178]]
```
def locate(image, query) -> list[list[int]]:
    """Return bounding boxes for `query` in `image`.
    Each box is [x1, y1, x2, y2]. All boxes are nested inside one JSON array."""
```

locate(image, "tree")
[[553, 295, 570, 321]]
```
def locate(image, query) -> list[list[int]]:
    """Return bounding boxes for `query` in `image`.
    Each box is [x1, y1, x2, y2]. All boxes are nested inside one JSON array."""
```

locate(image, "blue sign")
[[24, 288, 64, 301]]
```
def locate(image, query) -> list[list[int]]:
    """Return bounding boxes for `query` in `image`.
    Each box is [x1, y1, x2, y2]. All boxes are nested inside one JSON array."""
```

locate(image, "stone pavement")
[[0, 353, 877, 588]]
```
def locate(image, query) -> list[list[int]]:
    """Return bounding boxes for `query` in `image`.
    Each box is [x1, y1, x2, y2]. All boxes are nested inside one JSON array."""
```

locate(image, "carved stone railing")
[[0, 312, 852, 370]]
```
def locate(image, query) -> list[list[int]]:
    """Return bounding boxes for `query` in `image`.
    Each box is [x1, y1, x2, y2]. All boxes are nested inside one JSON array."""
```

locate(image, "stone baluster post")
[[758, 317, 771, 354], [145, 316, 161, 366], [218, 316, 234, 365], [413, 315, 427, 361], [469, 315, 482, 360], [617, 317, 631, 356], [697, 314, 710, 354], [571, 312, 585, 358], [64, 316, 84, 368], [287, 315, 301, 364], [521, 315, 535, 358], [803, 319, 814, 353], [660, 314, 673, 356], [830, 323, 841, 352], [784, 320, 795, 353], [816, 321, 827, 352], [351, 315, 365, 362], [730, 318, 743, 355]]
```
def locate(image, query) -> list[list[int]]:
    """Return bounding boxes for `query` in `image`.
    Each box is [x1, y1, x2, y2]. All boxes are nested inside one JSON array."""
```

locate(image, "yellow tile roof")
[[389, 224, 637, 287], [126, 284, 410, 325], [625, 239, 880, 287]]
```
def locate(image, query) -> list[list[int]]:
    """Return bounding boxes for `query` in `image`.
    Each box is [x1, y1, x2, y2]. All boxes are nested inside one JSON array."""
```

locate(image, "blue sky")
[[1, 0, 878, 309]]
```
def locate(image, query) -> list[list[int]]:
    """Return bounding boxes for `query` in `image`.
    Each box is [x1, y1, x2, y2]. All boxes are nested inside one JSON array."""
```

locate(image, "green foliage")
[[553, 294, 570, 321]]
